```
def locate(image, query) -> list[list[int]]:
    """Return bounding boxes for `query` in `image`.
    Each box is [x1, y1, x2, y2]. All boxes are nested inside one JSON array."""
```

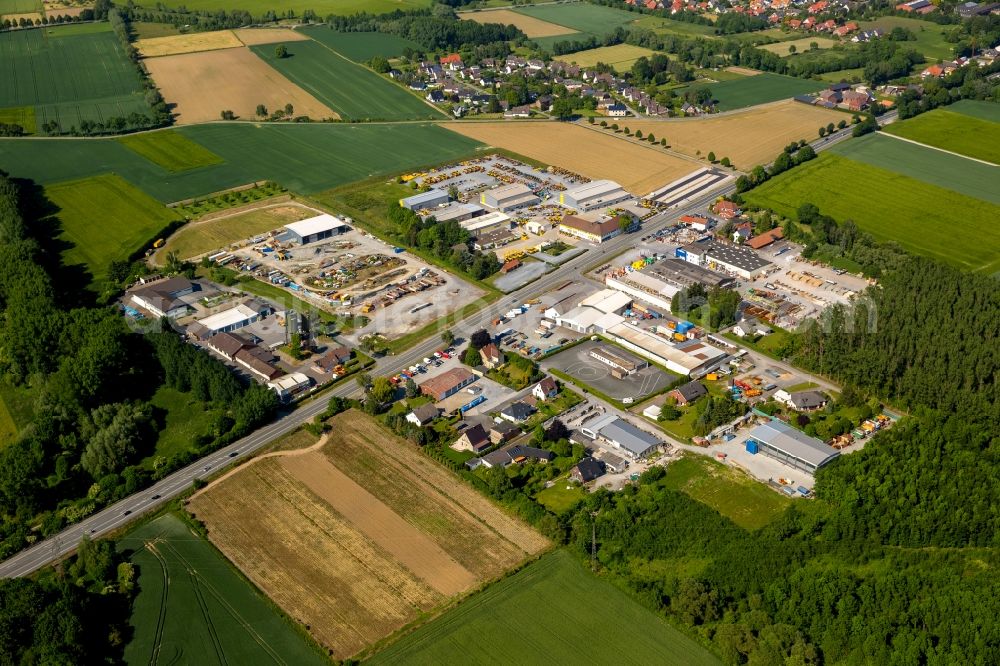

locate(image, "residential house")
[[774, 389, 829, 411], [571, 457, 606, 483], [607, 103, 628, 117], [532, 377, 558, 401], [453, 423, 491, 453], [680, 214, 710, 232], [500, 400, 536, 423], [478, 444, 555, 468], [842, 90, 871, 111], [732, 317, 772, 337], [503, 105, 531, 119], [205, 331, 251, 361], [747, 227, 785, 250], [480, 343, 505, 369], [668, 380, 708, 406], [234, 346, 282, 382], [426, 90, 445, 104], [406, 403, 441, 427], [490, 420, 521, 445], [311, 344, 352, 374], [713, 200, 742, 220]]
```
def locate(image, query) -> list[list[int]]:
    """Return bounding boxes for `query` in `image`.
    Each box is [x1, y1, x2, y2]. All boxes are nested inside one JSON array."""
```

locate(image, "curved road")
[[0, 119, 877, 578]]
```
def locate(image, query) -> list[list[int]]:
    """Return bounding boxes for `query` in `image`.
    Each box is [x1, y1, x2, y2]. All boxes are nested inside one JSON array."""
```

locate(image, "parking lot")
[[541, 340, 676, 402]]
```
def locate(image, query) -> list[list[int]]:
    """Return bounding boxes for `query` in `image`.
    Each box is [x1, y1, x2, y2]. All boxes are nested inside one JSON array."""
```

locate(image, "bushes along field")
[[744, 152, 1000, 273], [249, 39, 441, 121]]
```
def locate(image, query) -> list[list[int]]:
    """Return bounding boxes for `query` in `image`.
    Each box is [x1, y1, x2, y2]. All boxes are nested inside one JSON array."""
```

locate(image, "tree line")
[[0, 173, 276, 559], [386, 202, 501, 280]]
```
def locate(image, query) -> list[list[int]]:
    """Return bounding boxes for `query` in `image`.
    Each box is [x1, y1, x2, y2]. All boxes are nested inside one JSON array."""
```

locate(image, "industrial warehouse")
[[605, 257, 736, 312], [678, 240, 772, 279], [745, 420, 841, 473], [558, 179, 632, 211], [283, 213, 350, 245]]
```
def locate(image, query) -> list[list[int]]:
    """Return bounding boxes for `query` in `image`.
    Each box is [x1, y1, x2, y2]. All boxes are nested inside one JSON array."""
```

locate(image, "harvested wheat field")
[[45, 5, 86, 16], [145, 47, 335, 124], [187, 410, 547, 659], [233, 27, 310, 45], [461, 8, 576, 38], [725, 66, 762, 76], [3, 11, 42, 22], [445, 121, 698, 194], [135, 29, 243, 57], [622, 100, 847, 170]]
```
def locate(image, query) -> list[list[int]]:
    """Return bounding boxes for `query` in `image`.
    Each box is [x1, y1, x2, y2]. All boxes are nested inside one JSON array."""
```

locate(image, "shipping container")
[[745, 440, 759, 454]]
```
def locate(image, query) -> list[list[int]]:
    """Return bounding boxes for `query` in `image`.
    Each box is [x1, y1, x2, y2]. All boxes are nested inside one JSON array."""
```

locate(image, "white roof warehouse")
[[284, 214, 349, 245]]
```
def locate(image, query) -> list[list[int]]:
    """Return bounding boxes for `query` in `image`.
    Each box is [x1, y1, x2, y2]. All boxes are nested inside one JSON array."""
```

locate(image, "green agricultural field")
[[119, 130, 225, 172], [369, 549, 721, 665], [631, 15, 716, 37], [0, 105, 34, 133], [947, 99, 1000, 123], [141, 0, 430, 16], [250, 40, 441, 121], [0, 123, 482, 202], [300, 27, 422, 62], [832, 133, 999, 204], [120, 513, 328, 666], [858, 16, 954, 61], [695, 73, 825, 111], [662, 455, 791, 530], [0, 0, 40, 13], [45, 174, 180, 281], [516, 2, 640, 51], [0, 25, 151, 131], [744, 153, 1000, 273], [131, 21, 182, 39], [882, 109, 1000, 165]]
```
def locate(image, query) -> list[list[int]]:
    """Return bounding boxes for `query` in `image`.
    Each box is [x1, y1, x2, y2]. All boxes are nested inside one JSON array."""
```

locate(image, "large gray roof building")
[[747, 420, 840, 473]]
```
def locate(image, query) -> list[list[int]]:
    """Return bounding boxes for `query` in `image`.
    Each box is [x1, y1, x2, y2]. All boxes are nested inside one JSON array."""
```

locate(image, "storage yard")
[[199, 213, 485, 340], [542, 340, 676, 401]]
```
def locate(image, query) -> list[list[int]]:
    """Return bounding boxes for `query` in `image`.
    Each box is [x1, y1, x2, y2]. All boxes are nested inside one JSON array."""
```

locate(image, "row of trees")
[[734, 141, 817, 193]]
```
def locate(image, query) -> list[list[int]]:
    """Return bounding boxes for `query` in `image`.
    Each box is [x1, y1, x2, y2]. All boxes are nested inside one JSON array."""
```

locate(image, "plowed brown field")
[[144, 47, 336, 124], [187, 410, 547, 659], [444, 121, 699, 195]]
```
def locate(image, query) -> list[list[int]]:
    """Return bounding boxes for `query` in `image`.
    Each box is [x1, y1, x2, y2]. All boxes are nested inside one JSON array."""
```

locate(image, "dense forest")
[[0, 173, 277, 558]]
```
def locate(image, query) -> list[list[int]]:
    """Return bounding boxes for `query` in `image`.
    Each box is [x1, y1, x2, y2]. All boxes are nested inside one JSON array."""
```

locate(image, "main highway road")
[[0, 119, 874, 578]]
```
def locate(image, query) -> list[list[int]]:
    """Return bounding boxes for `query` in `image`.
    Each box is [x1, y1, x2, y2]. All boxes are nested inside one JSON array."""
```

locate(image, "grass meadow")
[[661, 455, 791, 530], [119, 513, 327, 666], [0, 381, 36, 448], [858, 16, 954, 61], [300, 27, 423, 61], [693, 73, 825, 110], [516, 2, 640, 51], [163, 202, 315, 259], [744, 152, 1000, 273], [882, 109, 1000, 165], [118, 130, 225, 172], [250, 40, 442, 121], [0, 105, 34, 133], [0, 24, 150, 131], [369, 549, 721, 665], [568, 43, 657, 71], [45, 174, 180, 281], [145, 387, 224, 465], [947, 99, 1000, 123], [0, 123, 482, 202]]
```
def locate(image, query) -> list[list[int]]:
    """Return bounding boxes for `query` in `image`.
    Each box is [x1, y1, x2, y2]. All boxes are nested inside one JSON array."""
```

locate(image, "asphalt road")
[[0, 119, 877, 578]]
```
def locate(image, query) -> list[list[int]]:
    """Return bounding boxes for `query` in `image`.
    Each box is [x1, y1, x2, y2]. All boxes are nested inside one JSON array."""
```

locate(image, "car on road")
[[122, 510, 131, 516], [151, 494, 161, 500], [228, 450, 239, 457]]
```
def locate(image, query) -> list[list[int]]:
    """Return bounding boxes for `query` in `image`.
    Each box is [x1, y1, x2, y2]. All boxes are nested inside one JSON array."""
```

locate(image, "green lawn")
[[722, 328, 795, 361], [0, 25, 151, 132], [299, 27, 423, 62], [535, 478, 586, 514], [947, 99, 1000, 123], [138, 0, 430, 17], [694, 73, 825, 111], [662, 455, 791, 530], [817, 67, 865, 84], [882, 109, 1000, 165], [0, 105, 35, 134], [858, 16, 954, 61], [744, 152, 1000, 274], [118, 130, 225, 172], [119, 513, 327, 666], [832, 133, 999, 204], [0, 123, 483, 203], [368, 549, 721, 665], [45, 174, 180, 282], [145, 387, 222, 465], [250, 40, 441, 121]]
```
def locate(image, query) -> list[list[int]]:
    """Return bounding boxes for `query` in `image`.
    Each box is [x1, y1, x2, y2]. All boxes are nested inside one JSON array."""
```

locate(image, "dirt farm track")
[[187, 410, 547, 659]]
